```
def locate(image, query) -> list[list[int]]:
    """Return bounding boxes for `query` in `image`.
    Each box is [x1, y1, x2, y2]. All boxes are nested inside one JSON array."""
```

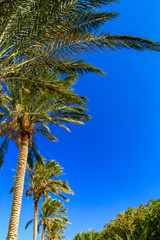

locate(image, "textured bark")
[[41, 225, 46, 240], [7, 134, 29, 240], [33, 201, 38, 240]]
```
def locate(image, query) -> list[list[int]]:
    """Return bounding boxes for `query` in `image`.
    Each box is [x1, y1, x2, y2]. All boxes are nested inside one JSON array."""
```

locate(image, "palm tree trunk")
[[33, 200, 38, 240], [7, 134, 30, 240], [41, 225, 46, 240]]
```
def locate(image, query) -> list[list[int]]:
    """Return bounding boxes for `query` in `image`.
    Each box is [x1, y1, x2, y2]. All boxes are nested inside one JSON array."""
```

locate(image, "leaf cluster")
[[73, 199, 160, 240], [101, 199, 160, 240], [73, 229, 101, 240], [0, 75, 90, 168], [25, 158, 74, 202], [24, 159, 72, 239], [1, 0, 160, 80]]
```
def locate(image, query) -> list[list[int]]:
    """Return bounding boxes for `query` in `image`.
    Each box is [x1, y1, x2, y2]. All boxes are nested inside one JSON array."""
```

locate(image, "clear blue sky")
[[1, 1, 160, 239]]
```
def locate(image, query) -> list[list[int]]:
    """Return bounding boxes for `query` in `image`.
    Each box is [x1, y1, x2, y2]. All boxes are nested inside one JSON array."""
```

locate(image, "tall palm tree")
[[25, 198, 70, 240], [0, 81, 90, 240], [24, 158, 73, 240], [1, 0, 160, 87]]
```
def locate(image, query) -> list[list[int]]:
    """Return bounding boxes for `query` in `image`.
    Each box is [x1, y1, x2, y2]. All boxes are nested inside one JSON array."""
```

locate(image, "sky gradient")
[[1, 0, 160, 239]]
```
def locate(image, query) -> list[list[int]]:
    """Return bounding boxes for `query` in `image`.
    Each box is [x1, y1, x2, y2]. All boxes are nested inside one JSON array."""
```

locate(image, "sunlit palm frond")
[[25, 158, 73, 202], [0, 0, 160, 85]]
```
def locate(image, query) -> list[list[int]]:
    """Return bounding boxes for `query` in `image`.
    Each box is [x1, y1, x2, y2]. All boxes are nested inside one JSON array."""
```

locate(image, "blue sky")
[[1, 1, 160, 239]]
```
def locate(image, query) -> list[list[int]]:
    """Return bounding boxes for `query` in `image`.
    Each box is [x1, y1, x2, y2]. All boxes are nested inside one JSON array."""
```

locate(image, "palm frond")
[[36, 126, 58, 142], [8, 186, 14, 195], [25, 219, 34, 230], [0, 0, 159, 86], [0, 137, 9, 169], [104, 35, 160, 51], [71, 11, 119, 33], [28, 137, 43, 167]]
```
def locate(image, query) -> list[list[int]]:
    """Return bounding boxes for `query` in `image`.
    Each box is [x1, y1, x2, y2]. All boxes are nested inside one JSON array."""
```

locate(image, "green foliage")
[[0, 136, 9, 169], [101, 199, 160, 240], [25, 197, 70, 239], [73, 200, 160, 240], [40, 198, 70, 234], [23, 158, 72, 239], [45, 221, 66, 240], [0, 75, 90, 168], [25, 158, 74, 202], [27, 137, 43, 169], [1, 0, 160, 81], [73, 229, 101, 240]]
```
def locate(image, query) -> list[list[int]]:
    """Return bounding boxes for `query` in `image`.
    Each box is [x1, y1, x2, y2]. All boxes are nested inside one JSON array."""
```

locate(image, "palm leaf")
[[25, 219, 34, 230], [36, 126, 58, 142], [0, 137, 9, 169]]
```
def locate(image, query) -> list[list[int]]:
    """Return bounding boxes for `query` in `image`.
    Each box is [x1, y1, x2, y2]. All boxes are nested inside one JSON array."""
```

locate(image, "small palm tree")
[[74, 229, 101, 240], [26, 198, 70, 240], [45, 221, 65, 240], [0, 82, 90, 239], [24, 158, 73, 240]]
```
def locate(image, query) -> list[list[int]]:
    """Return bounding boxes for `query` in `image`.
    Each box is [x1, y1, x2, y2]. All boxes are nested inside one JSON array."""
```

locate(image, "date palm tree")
[[45, 222, 65, 240], [0, 70, 89, 169], [25, 198, 70, 240], [24, 158, 73, 240], [0, 81, 90, 240], [73, 229, 101, 240], [1, 0, 160, 89]]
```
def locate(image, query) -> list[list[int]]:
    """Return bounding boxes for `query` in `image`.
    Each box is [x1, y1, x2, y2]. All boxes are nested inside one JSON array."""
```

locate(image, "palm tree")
[[25, 198, 70, 240], [45, 222, 65, 240], [0, 81, 90, 240], [0, 70, 89, 169], [1, 0, 160, 87], [24, 158, 73, 240], [73, 229, 101, 240]]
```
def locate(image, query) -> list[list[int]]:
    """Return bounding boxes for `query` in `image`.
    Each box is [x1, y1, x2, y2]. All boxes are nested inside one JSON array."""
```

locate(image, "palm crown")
[[45, 222, 66, 240], [0, 78, 90, 168], [38, 198, 70, 231], [25, 198, 70, 240], [10, 156, 73, 240], [73, 229, 101, 240], [25, 158, 74, 202]]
